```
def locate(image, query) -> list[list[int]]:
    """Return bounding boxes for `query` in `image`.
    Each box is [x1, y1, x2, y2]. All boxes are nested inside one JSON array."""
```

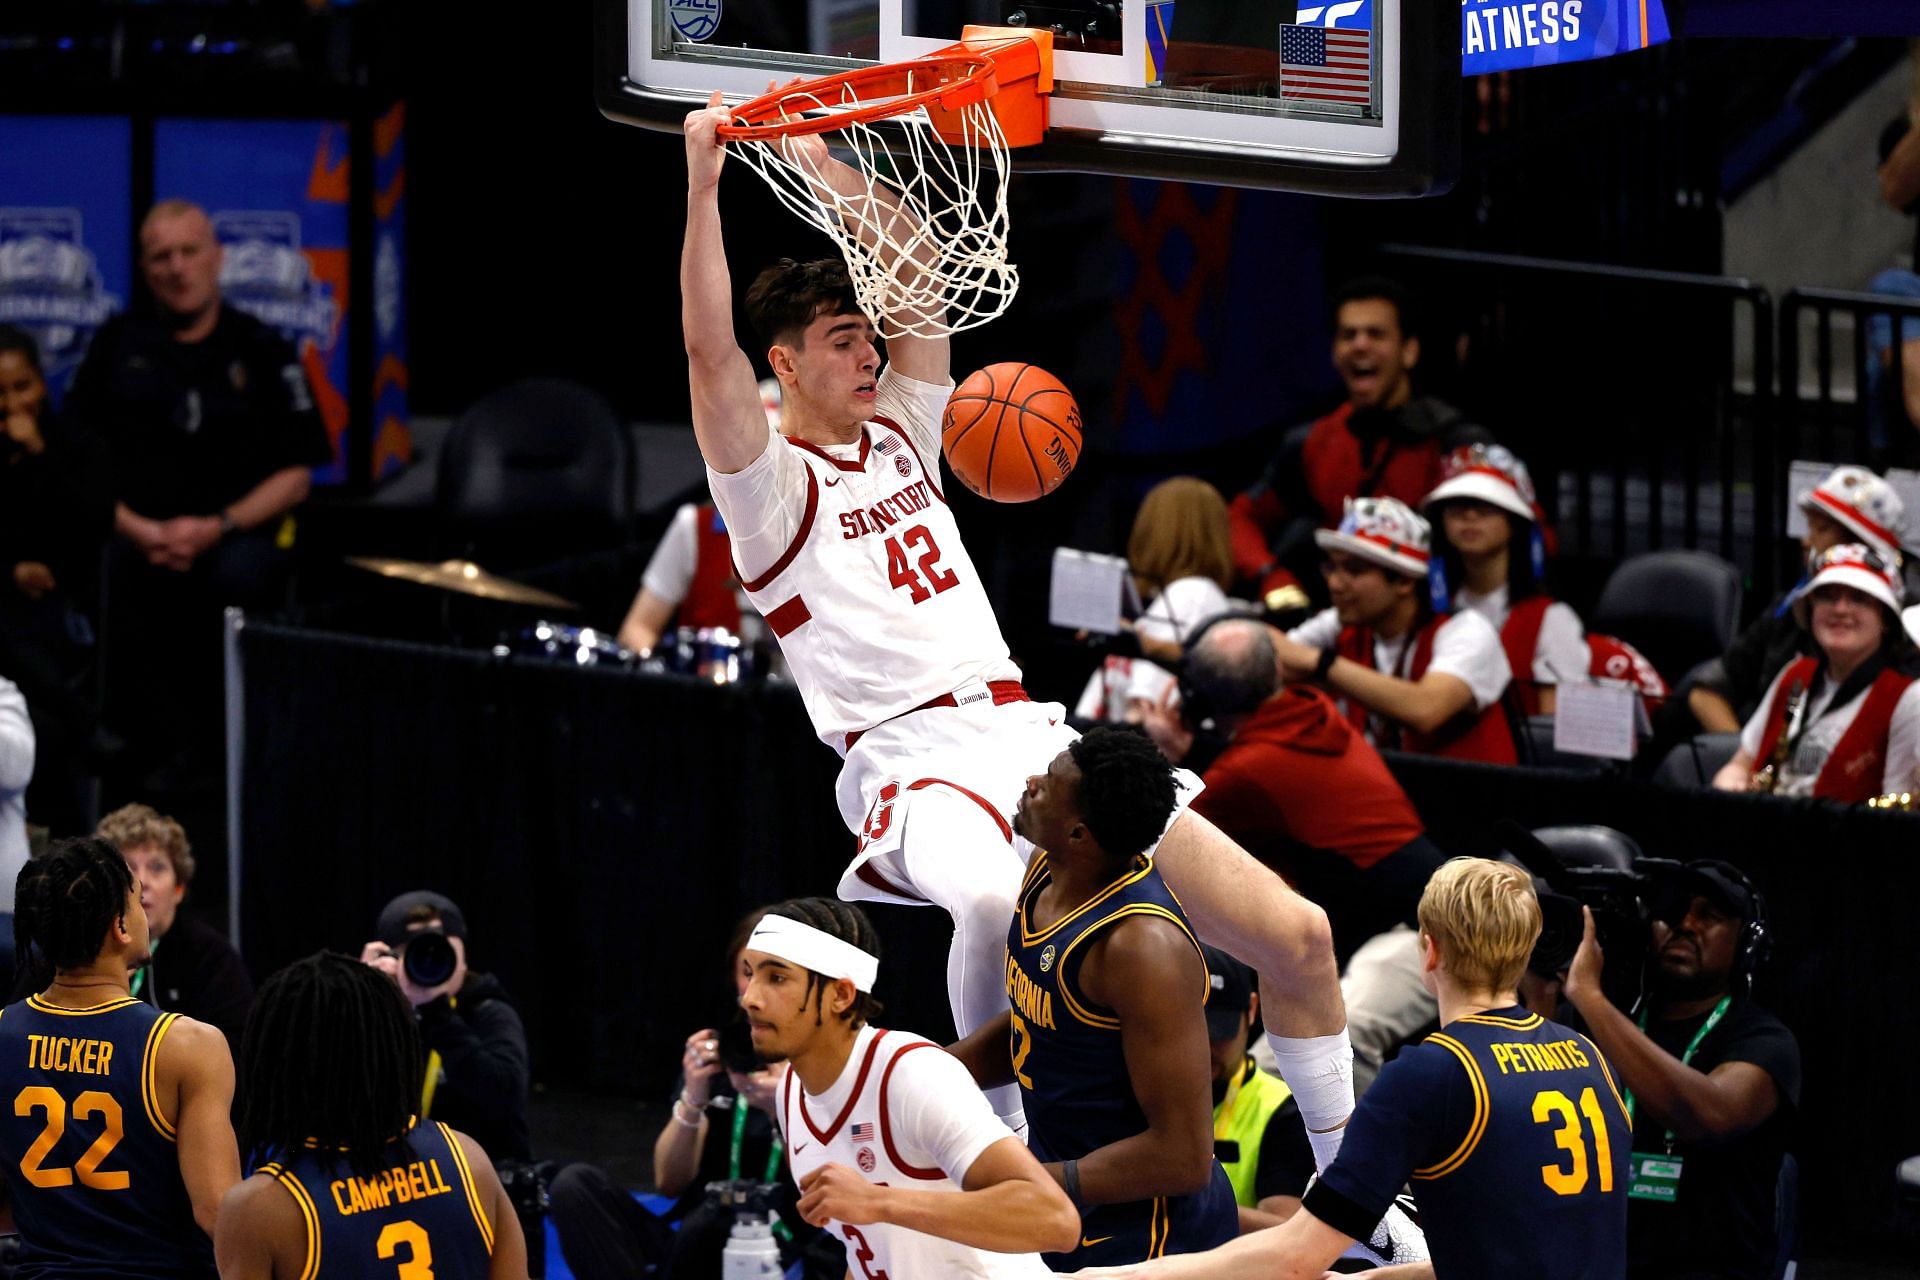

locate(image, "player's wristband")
[[1313, 647, 1338, 681], [1061, 1159, 1085, 1212]]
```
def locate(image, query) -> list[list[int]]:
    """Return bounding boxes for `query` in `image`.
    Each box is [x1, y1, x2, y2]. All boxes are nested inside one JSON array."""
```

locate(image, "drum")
[[518, 621, 638, 669]]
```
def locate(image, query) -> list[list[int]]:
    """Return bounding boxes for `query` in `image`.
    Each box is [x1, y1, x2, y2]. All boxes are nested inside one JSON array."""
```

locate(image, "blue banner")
[[0, 117, 133, 407], [369, 102, 411, 481], [1461, 0, 1670, 73], [155, 118, 352, 485], [1292, 2, 1671, 75]]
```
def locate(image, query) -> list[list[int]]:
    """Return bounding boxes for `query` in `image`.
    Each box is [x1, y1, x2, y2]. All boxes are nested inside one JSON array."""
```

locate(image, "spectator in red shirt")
[[1228, 277, 1490, 605], [1143, 615, 1447, 1091]]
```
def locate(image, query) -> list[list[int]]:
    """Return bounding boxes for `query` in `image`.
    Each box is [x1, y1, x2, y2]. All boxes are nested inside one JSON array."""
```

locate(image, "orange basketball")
[[941, 363, 1082, 503]]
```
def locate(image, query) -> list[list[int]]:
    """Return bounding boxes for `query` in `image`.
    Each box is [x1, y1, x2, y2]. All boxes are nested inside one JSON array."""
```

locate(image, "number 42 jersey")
[[713, 369, 1022, 749], [0, 994, 215, 1279]]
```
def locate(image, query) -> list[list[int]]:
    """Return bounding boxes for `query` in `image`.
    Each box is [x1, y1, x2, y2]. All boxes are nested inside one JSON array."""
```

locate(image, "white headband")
[[746, 915, 879, 993]]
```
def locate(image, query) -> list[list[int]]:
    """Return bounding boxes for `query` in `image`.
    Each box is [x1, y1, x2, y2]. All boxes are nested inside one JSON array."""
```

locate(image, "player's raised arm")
[[779, 131, 949, 384], [165, 1017, 241, 1238], [684, 91, 778, 475]]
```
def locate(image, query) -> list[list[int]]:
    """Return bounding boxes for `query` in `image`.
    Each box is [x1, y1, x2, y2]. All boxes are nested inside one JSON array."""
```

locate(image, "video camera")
[[1494, 821, 1697, 1013]]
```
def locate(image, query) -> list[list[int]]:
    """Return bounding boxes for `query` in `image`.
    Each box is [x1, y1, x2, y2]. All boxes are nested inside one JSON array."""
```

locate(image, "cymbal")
[[347, 557, 578, 610]]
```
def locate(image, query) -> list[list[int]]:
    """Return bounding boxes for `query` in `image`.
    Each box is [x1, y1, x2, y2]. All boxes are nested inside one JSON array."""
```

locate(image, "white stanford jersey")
[[778, 1026, 1052, 1279], [715, 377, 1020, 749]]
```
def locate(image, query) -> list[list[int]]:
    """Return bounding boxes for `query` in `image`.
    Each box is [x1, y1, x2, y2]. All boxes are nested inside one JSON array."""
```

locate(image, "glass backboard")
[[594, 0, 1458, 196]]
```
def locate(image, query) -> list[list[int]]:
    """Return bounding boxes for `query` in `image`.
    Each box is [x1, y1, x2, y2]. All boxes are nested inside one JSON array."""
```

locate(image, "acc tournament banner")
[[1293, 1, 1671, 75], [155, 119, 351, 485], [0, 117, 133, 408]]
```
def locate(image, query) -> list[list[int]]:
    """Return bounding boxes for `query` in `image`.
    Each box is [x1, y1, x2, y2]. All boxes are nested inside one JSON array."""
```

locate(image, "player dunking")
[[0, 837, 239, 1278], [214, 953, 527, 1280], [681, 95, 1356, 1169], [742, 897, 1079, 1274]]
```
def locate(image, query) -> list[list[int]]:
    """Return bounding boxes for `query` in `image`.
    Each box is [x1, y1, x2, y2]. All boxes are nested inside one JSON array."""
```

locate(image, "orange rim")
[[716, 55, 998, 140]]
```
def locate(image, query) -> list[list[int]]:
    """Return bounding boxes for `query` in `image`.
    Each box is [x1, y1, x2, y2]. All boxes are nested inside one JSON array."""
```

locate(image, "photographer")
[[1563, 862, 1801, 1280], [549, 908, 844, 1280], [359, 890, 531, 1163]]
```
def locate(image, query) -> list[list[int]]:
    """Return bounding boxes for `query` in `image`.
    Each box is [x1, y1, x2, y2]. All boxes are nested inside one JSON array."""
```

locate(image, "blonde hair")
[[1127, 477, 1234, 597], [1416, 858, 1541, 994], [97, 804, 195, 887]]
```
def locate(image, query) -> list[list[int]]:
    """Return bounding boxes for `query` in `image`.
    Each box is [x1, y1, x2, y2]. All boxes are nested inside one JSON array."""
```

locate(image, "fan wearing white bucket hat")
[[1422, 445, 1588, 717], [1690, 464, 1910, 734], [1712, 543, 1920, 801], [1280, 498, 1517, 764]]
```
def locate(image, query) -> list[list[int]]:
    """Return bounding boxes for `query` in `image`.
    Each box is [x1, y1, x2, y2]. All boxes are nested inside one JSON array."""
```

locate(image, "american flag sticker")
[[875, 435, 901, 455], [1279, 24, 1372, 106], [850, 1121, 876, 1143]]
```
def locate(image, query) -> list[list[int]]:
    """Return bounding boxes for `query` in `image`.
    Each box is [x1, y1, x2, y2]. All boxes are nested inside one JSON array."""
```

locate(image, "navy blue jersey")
[[258, 1119, 496, 1280], [1310, 1006, 1630, 1279], [0, 994, 215, 1278], [1006, 852, 1236, 1270]]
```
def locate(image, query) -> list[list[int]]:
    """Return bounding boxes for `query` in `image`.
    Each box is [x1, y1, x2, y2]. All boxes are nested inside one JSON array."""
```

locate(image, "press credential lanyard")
[[1622, 996, 1730, 1203]]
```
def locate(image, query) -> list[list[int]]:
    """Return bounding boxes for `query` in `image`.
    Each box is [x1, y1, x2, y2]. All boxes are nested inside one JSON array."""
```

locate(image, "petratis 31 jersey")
[[709, 369, 1021, 748], [776, 1025, 1052, 1279]]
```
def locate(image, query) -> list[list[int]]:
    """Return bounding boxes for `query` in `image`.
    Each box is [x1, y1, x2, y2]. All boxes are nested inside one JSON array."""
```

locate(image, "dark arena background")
[[2, 1, 1919, 1277]]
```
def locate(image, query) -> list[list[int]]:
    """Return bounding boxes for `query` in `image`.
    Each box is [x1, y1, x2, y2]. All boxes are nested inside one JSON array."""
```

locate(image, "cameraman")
[[360, 890, 531, 1163], [1563, 862, 1801, 1280]]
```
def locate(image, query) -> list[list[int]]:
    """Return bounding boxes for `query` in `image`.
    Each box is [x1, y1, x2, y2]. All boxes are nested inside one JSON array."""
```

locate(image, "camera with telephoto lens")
[[1496, 821, 1695, 1012], [398, 927, 458, 989], [705, 1176, 778, 1222]]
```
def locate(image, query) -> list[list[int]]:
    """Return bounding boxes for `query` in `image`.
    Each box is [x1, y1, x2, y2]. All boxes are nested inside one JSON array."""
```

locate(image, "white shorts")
[[833, 691, 1201, 907]]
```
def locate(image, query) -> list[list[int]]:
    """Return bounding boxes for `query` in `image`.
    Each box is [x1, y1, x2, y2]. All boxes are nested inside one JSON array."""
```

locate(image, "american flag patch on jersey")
[[875, 435, 901, 455], [850, 1121, 876, 1143]]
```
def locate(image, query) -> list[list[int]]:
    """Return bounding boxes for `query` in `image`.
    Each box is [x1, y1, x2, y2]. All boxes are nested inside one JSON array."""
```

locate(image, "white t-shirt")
[[1288, 605, 1512, 750], [1738, 665, 1920, 797], [638, 503, 762, 635], [778, 1025, 1051, 1278], [1075, 577, 1235, 720], [1455, 585, 1589, 687], [1290, 605, 1512, 713]]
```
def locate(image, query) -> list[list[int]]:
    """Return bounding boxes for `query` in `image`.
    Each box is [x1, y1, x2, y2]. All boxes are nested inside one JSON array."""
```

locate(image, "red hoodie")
[[1190, 685, 1426, 877]]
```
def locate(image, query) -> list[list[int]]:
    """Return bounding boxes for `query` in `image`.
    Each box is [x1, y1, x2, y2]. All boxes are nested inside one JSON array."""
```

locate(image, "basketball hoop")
[[716, 28, 1052, 339]]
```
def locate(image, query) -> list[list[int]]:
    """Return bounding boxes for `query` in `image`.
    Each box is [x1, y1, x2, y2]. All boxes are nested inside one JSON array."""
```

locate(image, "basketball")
[[941, 363, 1083, 503]]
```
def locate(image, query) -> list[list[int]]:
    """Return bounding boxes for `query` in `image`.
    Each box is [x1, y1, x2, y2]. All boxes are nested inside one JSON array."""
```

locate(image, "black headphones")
[[1685, 859, 1773, 979], [1173, 612, 1270, 733]]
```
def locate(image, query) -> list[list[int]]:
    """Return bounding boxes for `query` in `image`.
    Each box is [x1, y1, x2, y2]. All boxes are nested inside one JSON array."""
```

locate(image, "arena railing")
[[1381, 245, 1780, 603], [1779, 286, 1920, 474]]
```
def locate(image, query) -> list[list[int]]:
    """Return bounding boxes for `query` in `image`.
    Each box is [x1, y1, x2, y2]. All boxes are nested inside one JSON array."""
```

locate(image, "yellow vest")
[[1212, 1057, 1292, 1208]]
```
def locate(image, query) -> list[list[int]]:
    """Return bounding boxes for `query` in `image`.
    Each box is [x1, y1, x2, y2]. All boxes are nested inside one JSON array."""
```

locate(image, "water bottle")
[[721, 1212, 784, 1279]]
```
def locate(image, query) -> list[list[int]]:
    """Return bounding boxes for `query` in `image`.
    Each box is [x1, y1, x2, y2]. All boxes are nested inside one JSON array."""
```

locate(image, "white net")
[[727, 77, 1018, 339]]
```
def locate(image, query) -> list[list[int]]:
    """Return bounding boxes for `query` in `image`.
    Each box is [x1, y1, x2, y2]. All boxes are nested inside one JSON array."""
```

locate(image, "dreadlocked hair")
[[237, 952, 424, 1182], [759, 897, 885, 1028], [14, 837, 136, 993], [1067, 725, 1178, 861]]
